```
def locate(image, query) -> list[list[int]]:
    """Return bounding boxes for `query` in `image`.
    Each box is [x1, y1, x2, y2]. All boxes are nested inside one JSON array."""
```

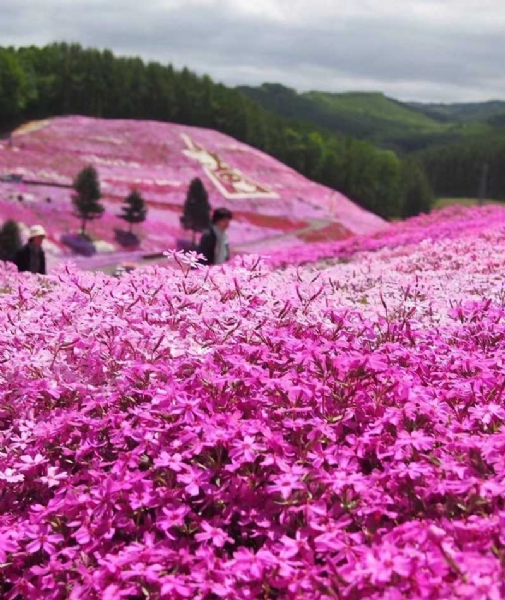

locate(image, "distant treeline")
[[418, 135, 505, 201], [238, 84, 505, 202], [0, 43, 433, 219]]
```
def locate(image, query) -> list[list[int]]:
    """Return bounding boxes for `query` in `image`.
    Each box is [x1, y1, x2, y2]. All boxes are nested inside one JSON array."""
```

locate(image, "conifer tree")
[[0, 219, 22, 261], [119, 189, 147, 233], [72, 166, 104, 235], [180, 177, 211, 244]]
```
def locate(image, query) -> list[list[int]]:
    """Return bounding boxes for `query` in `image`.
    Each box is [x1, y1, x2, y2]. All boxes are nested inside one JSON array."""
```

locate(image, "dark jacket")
[[197, 228, 218, 265], [14, 243, 46, 275], [197, 228, 230, 266]]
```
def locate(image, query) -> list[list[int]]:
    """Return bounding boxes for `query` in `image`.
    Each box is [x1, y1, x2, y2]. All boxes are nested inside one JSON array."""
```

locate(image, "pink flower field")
[[2, 203, 505, 598], [0, 116, 386, 269]]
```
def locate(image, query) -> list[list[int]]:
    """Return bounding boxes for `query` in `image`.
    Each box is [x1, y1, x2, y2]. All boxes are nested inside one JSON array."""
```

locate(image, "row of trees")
[[418, 135, 505, 200], [0, 43, 433, 219], [74, 167, 210, 242], [0, 167, 149, 260], [72, 166, 147, 235], [0, 170, 209, 259]]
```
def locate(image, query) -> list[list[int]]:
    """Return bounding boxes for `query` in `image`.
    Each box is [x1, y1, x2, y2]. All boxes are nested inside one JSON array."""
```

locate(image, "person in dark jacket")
[[197, 208, 233, 265], [14, 224, 47, 275]]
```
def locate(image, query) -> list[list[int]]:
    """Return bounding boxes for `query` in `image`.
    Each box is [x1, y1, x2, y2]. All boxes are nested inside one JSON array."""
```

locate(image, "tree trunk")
[[81, 218, 87, 235]]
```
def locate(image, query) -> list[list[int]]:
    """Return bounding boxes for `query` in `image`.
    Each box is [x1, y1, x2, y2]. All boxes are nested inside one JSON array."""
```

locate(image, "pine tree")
[[119, 189, 147, 233], [180, 178, 211, 244], [0, 219, 22, 261], [72, 166, 104, 235]]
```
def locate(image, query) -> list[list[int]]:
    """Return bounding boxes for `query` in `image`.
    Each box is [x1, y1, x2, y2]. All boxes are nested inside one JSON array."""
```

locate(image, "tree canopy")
[[72, 165, 104, 235], [180, 178, 211, 243], [119, 189, 148, 233], [0, 220, 22, 261], [0, 43, 438, 219]]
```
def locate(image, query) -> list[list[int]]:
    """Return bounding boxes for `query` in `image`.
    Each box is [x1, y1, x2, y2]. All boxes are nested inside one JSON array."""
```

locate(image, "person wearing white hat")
[[14, 224, 47, 274]]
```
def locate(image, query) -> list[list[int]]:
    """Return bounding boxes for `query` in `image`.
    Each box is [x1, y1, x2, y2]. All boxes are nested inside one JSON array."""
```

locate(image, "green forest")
[[239, 84, 505, 203], [238, 83, 500, 152], [2, 43, 503, 218], [0, 43, 433, 220]]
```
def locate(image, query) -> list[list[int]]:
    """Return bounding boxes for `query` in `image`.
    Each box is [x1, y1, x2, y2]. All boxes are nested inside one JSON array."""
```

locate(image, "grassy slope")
[[237, 85, 494, 150], [434, 197, 504, 209], [304, 91, 442, 129]]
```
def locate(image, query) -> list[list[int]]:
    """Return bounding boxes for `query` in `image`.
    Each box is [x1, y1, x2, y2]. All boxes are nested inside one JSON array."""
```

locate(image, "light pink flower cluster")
[[1, 204, 505, 598]]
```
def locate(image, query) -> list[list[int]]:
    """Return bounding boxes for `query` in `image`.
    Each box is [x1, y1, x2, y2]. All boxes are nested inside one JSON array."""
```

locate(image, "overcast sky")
[[2, 0, 505, 103]]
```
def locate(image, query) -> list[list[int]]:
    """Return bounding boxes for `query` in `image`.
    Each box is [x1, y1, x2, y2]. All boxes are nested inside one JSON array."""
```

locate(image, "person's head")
[[212, 208, 233, 231], [28, 224, 46, 248]]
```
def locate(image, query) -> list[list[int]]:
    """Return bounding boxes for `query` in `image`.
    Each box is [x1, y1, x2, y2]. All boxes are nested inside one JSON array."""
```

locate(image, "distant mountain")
[[407, 100, 505, 125], [237, 84, 504, 152]]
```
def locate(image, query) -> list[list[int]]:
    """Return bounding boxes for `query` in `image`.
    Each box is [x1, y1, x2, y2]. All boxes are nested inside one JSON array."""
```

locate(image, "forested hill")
[[237, 83, 502, 152], [407, 100, 505, 125], [238, 83, 505, 202], [0, 43, 432, 220], [5, 43, 505, 212]]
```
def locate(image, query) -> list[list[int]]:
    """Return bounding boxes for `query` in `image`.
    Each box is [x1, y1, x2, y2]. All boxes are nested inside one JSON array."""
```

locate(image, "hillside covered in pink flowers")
[[0, 116, 386, 269], [2, 204, 505, 598]]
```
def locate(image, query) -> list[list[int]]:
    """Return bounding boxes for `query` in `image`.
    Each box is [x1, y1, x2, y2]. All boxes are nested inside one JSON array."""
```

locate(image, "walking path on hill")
[[233, 218, 331, 250], [89, 218, 334, 275]]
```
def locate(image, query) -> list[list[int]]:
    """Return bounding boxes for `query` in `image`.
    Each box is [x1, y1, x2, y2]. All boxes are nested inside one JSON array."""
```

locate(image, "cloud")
[[1, 0, 505, 101]]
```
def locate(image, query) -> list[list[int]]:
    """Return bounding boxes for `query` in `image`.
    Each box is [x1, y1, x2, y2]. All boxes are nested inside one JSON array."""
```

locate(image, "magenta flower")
[[0, 532, 18, 563], [195, 522, 233, 548], [160, 575, 192, 597], [39, 466, 68, 488], [0, 197, 504, 597], [0, 468, 24, 483], [24, 526, 64, 555], [229, 435, 265, 463], [362, 548, 413, 585], [16, 453, 47, 471], [154, 451, 184, 471]]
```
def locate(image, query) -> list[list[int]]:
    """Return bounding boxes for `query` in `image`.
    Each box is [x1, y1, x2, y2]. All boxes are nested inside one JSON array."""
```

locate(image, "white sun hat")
[[28, 224, 47, 239]]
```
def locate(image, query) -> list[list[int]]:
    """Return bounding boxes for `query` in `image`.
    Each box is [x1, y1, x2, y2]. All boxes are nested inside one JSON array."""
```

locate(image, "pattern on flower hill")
[[181, 134, 279, 200]]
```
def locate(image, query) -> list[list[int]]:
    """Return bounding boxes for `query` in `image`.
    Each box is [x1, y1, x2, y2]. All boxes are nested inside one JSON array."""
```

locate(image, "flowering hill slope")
[[266, 203, 505, 268], [2, 205, 505, 598], [0, 116, 386, 268]]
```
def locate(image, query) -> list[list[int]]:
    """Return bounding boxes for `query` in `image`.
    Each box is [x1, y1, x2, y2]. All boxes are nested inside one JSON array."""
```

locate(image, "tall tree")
[[180, 178, 211, 244], [0, 220, 22, 261], [72, 166, 104, 235], [119, 189, 147, 233]]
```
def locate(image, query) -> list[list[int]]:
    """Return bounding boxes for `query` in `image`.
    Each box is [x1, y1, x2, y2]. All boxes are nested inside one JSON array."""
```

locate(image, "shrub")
[[60, 232, 96, 256]]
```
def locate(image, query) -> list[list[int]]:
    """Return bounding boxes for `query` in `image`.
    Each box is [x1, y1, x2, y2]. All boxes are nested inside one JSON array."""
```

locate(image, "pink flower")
[[154, 451, 184, 471], [17, 453, 46, 471], [39, 466, 68, 487], [177, 467, 203, 496], [195, 522, 233, 548], [362, 549, 413, 584], [0, 532, 18, 563], [24, 526, 64, 555], [229, 435, 264, 463], [0, 468, 24, 483], [160, 575, 192, 597]]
